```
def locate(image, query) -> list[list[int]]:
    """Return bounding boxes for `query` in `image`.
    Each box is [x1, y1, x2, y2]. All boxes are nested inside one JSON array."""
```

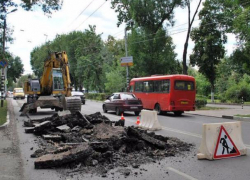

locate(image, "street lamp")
[[1, 8, 17, 107], [44, 34, 48, 42], [124, 20, 134, 90]]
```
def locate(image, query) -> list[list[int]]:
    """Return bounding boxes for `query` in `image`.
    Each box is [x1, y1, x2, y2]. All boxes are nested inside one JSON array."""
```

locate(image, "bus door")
[[155, 80, 170, 111], [140, 81, 152, 109], [143, 81, 155, 109], [134, 81, 147, 108]]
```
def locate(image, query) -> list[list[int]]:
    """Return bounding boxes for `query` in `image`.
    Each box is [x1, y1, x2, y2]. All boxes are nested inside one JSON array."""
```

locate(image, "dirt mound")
[[23, 111, 193, 176]]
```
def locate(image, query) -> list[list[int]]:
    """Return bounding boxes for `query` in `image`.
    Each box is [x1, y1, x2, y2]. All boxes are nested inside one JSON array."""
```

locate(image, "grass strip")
[[197, 106, 227, 110], [234, 114, 250, 117], [0, 100, 7, 126]]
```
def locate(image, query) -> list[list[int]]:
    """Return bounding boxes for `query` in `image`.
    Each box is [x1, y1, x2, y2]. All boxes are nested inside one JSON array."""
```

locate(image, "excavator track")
[[65, 96, 82, 113]]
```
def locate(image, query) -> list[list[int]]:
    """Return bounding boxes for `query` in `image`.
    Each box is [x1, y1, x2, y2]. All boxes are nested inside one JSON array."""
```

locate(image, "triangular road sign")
[[213, 125, 240, 159]]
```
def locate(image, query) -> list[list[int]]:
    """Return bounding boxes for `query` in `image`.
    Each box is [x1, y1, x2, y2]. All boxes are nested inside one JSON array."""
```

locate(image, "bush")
[[195, 98, 207, 109], [219, 95, 227, 103], [225, 83, 250, 103], [85, 93, 109, 101]]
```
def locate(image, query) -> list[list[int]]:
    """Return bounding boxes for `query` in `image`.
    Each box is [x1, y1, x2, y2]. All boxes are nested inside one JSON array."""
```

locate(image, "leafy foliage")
[[225, 74, 250, 103], [110, 0, 184, 33], [20, 0, 63, 15], [105, 68, 125, 93], [190, 0, 226, 93], [128, 27, 181, 77]]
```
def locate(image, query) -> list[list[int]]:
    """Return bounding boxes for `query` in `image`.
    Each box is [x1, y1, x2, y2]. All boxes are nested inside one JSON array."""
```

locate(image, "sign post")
[[121, 56, 133, 90]]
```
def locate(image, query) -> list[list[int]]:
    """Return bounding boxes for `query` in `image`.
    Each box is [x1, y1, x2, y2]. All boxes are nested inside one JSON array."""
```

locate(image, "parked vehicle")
[[7, 91, 13, 97], [71, 91, 85, 105], [129, 74, 196, 116], [102, 92, 143, 116], [13, 88, 25, 100]]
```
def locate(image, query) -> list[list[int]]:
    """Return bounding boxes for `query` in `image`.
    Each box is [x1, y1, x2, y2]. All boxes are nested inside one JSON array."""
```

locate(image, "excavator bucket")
[[64, 96, 82, 113]]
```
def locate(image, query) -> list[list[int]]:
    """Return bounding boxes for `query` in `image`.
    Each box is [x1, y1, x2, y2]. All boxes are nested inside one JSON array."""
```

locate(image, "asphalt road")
[[1, 98, 250, 180]]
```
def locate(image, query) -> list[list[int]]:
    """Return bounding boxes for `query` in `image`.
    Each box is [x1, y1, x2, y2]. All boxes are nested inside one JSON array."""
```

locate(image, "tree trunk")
[[182, 0, 202, 75], [182, 41, 189, 75], [211, 84, 215, 103]]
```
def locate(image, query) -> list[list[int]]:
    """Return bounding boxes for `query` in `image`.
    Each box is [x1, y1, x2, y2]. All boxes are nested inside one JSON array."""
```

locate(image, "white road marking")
[[167, 167, 198, 180], [162, 126, 202, 138]]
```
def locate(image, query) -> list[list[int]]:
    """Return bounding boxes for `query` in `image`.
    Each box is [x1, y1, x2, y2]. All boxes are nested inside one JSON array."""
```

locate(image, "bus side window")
[[135, 82, 143, 92], [162, 80, 170, 93], [154, 81, 160, 92], [129, 85, 134, 92], [148, 81, 154, 92], [143, 81, 149, 92]]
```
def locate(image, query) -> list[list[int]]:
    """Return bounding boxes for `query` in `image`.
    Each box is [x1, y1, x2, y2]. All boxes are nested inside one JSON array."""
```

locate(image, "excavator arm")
[[20, 51, 81, 115]]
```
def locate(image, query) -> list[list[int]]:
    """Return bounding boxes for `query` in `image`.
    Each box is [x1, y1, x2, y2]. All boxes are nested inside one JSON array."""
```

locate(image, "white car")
[[71, 91, 85, 104]]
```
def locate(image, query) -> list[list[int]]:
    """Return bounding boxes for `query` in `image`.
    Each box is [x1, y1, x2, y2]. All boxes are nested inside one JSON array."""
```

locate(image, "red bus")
[[129, 74, 196, 116]]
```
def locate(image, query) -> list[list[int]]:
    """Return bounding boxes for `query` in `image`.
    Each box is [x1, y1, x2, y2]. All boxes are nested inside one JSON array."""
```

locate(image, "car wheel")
[[116, 108, 121, 116], [103, 105, 107, 113], [174, 111, 183, 116], [82, 101, 85, 105], [154, 104, 162, 115], [134, 111, 140, 116]]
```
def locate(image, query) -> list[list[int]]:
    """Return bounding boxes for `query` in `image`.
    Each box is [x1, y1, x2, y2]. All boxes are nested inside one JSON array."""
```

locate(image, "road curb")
[[0, 111, 9, 130], [222, 115, 250, 122]]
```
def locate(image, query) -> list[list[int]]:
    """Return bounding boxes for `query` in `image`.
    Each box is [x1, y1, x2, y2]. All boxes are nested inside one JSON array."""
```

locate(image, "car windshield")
[[71, 91, 83, 96], [120, 93, 136, 100], [16, 89, 23, 93]]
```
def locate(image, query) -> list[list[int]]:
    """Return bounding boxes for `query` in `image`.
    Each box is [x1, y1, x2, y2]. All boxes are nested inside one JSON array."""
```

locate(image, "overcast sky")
[[6, 0, 236, 75]]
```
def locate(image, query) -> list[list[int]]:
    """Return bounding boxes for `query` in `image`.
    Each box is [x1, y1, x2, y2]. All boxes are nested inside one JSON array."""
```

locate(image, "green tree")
[[128, 27, 180, 77], [20, 0, 62, 15], [190, 0, 226, 102], [30, 45, 50, 78], [16, 74, 35, 88], [1, 52, 24, 89], [110, 0, 184, 33], [74, 26, 106, 92], [104, 36, 126, 92], [105, 67, 125, 93]]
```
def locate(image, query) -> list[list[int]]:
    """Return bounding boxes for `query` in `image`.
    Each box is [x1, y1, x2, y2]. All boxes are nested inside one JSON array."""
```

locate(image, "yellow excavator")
[[20, 51, 81, 115]]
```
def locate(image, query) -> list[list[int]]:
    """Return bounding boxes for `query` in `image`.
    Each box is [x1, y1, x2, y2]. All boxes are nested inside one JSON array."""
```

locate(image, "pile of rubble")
[[23, 111, 192, 176]]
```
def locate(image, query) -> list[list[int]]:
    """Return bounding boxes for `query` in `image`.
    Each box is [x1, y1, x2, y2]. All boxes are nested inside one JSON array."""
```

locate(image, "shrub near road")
[[0, 101, 7, 126]]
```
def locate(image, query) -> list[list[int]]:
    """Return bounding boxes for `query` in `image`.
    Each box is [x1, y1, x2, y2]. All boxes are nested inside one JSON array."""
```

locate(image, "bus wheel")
[[174, 111, 183, 116], [154, 104, 162, 115], [103, 105, 108, 113]]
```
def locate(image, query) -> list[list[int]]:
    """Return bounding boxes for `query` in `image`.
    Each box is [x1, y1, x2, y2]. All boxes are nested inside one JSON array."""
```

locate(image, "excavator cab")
[[52, 68, 64, 91]]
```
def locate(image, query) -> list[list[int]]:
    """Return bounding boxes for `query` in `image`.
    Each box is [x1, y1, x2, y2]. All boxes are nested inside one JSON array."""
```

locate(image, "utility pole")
[[1, 8, 17, 107], [124, 28, 129, 90], [124, 20, 134, 91], [1, 15, 7, 107]]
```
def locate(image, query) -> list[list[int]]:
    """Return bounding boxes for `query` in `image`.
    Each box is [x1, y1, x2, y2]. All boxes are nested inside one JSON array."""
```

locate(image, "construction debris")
[[23, 111, 193, 176]]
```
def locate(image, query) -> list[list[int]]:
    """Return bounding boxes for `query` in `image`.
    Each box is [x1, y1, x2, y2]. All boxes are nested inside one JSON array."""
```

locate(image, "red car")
[[102, 92, 143, 116]]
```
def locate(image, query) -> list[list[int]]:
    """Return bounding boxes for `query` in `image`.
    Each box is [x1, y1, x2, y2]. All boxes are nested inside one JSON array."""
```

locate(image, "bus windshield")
[[174, 81, 194, 91]]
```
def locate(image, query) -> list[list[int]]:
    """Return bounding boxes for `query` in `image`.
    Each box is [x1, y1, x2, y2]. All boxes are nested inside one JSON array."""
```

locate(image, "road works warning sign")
[[213, 125, 240, 159]]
